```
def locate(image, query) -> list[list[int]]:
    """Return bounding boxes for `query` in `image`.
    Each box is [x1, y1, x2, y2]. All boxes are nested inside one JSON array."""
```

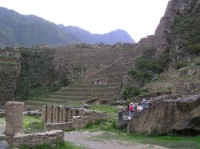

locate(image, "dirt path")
[[64, 131, 168, 149]]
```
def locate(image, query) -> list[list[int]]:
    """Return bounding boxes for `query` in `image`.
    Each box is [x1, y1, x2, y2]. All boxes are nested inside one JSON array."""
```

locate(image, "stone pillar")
[[65, 106, 69, 122], [55, 106, 59, 123], [71, 108, 76, 118], [5, 101, 24, 136], [59, 106, 63, 123], [52, 106, 57, 123], [46, 105, 53, 123], [67, 108, 71, 121], [42, 105, 47, 123], [62, 107, 66, 123]]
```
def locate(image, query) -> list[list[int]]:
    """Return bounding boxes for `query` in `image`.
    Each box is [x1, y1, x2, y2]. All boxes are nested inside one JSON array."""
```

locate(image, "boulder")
[[187, 69, 196, 76], [0, 140, 9, 149], [129, 94, 200, 135], [82, 104, 90, 109], [23, 110, 41, 116]]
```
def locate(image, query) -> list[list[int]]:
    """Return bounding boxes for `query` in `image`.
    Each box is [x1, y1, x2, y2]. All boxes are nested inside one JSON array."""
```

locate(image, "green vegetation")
[[15, 49, 62, 101], [169, 13, 200, 57], [122, 86, 148, 99], [90, 104, 118, 119], [17, 83, 60, 101], [23, 116, 43, 133], [19, 141, 85, 149], [84, 119, 200, 149], [176, 61, 188, 70], [187, 44, 200, 55], [128, 47, 169, 82], [0, 117, 5, 124]]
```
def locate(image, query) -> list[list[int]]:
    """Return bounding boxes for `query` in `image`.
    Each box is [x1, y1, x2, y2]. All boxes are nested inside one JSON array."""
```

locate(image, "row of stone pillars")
[[42, 105, 84, 123]]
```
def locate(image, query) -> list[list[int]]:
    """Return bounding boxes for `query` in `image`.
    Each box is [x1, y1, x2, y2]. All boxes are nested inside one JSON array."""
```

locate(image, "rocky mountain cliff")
[[120, 0, 200, 135], [0, 7, 134, 48], [123, 0, 200, 98]]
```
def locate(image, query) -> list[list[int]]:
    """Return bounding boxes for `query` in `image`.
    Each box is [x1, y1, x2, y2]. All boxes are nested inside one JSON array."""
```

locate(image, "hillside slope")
[[123, 0, 200, 99]]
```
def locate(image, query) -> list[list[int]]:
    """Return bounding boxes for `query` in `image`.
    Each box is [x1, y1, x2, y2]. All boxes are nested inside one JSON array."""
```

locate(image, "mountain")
[[62, 26, 135, 44], [0, 7, 134, 47]]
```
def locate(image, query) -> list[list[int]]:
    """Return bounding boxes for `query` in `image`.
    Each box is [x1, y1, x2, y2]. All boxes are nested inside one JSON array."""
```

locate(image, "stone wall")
[[0, 48, 21, 105], [5, 101, 64, 147], [42, 105, 107, 131], [10, 130, 64, 147], [129, 94, 200, 135]]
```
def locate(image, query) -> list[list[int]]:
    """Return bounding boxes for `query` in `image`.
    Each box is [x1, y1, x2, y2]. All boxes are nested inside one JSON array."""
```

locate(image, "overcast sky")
[[0, 0, 169, 42]]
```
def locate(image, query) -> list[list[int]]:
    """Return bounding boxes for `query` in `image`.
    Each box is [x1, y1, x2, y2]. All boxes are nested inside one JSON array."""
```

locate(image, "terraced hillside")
[[26, 44, 137, 106], [0, 48, 20, 105]]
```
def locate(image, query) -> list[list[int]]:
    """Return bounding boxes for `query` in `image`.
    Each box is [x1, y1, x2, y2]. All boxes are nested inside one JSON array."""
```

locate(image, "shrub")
[[186, 44, 200, 55], [135, 57, 163, 73], [122, 86, 148, 99], [128, 69, 151, 82]]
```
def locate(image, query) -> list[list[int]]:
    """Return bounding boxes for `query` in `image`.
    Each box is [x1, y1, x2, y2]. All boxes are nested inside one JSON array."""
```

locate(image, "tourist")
[[137, 103, 143, 112], [141, 98, 148, 109], [128, 102, 135, 119], [94, 79, 99, 84]]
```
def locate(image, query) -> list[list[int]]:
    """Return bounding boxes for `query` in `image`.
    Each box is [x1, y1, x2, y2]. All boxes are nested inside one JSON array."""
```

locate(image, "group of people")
[[94, 78, 108, 85], [128, 99, 148, 119]]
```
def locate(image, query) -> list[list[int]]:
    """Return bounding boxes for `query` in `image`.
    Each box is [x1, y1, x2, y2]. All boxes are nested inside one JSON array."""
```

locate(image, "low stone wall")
[[45, 122, 73, 131], [9, 130, 64, 147], [4, 102, 65, 148], [43, 106, 107, 131]]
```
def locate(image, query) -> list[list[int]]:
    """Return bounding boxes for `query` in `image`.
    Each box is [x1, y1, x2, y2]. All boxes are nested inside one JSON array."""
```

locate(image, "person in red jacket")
[[128, 102, 135, 119]]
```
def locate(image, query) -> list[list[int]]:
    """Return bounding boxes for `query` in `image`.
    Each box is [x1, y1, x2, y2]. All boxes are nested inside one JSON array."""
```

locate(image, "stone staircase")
[[26, 50, 134, 106]]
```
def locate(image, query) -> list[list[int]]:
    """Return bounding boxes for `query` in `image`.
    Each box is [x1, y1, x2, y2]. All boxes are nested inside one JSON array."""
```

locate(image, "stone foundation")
[[9, 130, 64, 147], [43, 105, 107, 131], [5, 101, 64, 147]]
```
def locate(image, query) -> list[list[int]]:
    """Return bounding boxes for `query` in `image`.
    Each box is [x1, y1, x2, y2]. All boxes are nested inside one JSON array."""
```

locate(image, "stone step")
[[90, 72, 126, 78], [83, 77, 122, 84], [0, 63, 17, 71], [52, 92, 115, 97], [45, 95, 91, 100], [0, 56, 18, 64], [25, 98, 84, 106], [71, 83, 120, 88], [60, 86, 120, 93], [25, 100, 65, 106]]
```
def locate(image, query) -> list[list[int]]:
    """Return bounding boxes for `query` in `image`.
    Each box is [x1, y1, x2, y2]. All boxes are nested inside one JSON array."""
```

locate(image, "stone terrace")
[[26, 44, 137, 106]]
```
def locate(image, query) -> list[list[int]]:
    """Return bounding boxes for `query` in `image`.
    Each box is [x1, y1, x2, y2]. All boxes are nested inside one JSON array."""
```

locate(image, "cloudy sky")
[[0, 0, 169, 42]]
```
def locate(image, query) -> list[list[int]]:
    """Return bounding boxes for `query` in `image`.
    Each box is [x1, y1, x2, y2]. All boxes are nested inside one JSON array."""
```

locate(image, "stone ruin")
[[4, 101, 64, 148], [42, 105, 107, 131], [118, 94, 200, 136], [2, 101, 107, 147]]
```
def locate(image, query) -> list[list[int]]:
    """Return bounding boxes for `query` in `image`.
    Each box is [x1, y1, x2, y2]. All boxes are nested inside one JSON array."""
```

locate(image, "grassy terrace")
[[0, 61, 17, 65]]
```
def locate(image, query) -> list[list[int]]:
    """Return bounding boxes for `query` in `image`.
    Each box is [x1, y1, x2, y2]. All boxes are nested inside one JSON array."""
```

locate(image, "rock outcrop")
[[129, 94, 200, 135]]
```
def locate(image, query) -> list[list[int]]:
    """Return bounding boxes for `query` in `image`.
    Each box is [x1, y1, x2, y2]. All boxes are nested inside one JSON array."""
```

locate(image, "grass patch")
[[23, 116, 43, 133], [19, 141, 85, 149], [0, 117, 5, 124], [90, 104, 118, 119], [83, 119, 200, 149]]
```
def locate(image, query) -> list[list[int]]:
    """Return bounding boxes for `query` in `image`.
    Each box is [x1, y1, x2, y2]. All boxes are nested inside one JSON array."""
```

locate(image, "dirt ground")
[[64, 131, 168, 149], [0, 124, 168, 149]]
